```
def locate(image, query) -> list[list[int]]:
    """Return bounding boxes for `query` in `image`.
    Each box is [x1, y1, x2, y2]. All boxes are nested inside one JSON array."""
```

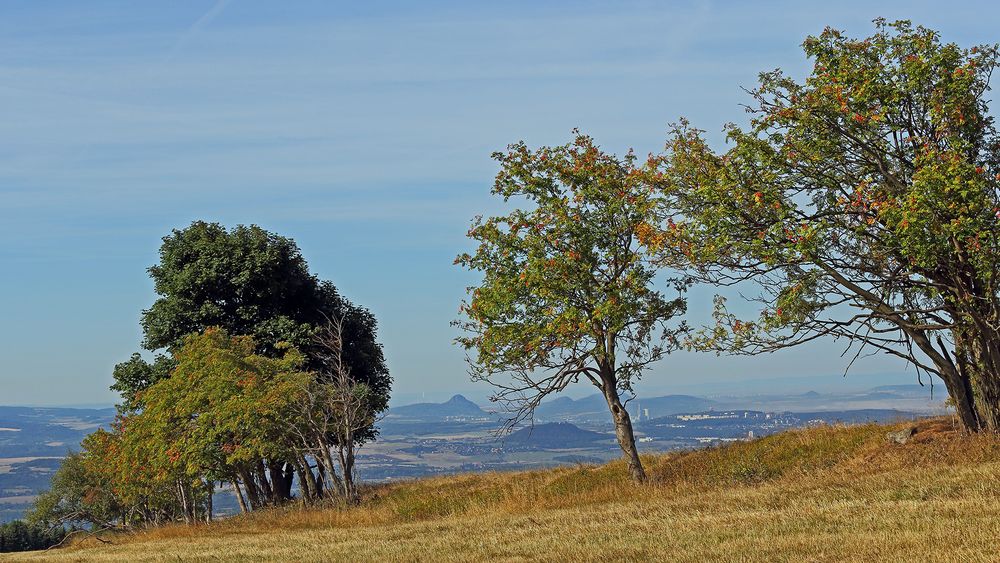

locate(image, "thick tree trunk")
[[938, 284, 1000, 432], [238, 467, 262, 509], [937, 325, 990, 432], [954, 378, 982, 431], [267, 461, 293, 502], [969, 331, 1000, 432], [904, 322, 982, 432], [600, 374, 646, 483], [338, 444, 358, 503], [941, 369, 982, 431], [255, 460, 274, 504], [974, 379, 1000, 431]]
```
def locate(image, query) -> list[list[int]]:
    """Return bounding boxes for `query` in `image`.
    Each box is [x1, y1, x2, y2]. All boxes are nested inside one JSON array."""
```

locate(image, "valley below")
[[0, 383, 946, 523]]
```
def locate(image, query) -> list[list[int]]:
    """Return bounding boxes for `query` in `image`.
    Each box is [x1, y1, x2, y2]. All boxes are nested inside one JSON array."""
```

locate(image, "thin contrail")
[[165, 0, 234, 62]]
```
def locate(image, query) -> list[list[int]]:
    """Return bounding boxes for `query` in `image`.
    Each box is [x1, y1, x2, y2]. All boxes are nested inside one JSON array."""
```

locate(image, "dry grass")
[[8, 418, 1000, 562]]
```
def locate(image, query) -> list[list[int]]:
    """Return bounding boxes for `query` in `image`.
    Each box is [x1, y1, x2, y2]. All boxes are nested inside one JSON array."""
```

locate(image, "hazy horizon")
[[2, 370, 939, 410]]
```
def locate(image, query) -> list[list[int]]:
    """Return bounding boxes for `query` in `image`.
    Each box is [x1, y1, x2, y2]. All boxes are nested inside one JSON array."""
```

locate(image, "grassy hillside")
[[9, 417, 1000, 562]]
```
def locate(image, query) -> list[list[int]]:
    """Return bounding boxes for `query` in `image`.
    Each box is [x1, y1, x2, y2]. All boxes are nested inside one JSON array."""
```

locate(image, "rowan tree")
[[36, 329, 320, 526], [134, 329, 312, 514], [660, 20, 1000, 431], [456, 133, 687, 482]]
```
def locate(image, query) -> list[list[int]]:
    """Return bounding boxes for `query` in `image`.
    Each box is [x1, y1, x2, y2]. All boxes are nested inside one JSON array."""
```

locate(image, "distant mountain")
[[387, 394, 487, 420], [533, 395, 604, 420], [504, 422, 612, 449], [535, 393, 715, 422]]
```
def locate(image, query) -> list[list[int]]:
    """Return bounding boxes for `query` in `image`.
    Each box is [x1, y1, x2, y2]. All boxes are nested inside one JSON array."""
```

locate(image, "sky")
[[1, 0, 997, 406]]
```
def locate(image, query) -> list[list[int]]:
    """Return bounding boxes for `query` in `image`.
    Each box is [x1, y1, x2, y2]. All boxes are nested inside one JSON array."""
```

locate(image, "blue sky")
[[0, 0, 995, 406]]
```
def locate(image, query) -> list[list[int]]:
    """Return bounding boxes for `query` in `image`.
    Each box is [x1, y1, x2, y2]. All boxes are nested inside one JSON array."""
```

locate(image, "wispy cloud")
[[164, 0, 233, 62]]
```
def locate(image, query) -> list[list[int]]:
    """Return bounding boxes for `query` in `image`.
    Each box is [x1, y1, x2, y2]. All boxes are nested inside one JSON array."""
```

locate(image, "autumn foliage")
[[660, 20, 1000, 431], [456, 133, 687, 482]]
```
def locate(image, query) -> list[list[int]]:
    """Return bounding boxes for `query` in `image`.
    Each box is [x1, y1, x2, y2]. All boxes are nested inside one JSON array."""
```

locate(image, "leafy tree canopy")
[[141, 222, 329, 355], [112, 221, 390, 424], [136, 328, 311, 484], [661, 19, 1000, 430], [35, 329, 340, 527], [456, 133, 687, 481]]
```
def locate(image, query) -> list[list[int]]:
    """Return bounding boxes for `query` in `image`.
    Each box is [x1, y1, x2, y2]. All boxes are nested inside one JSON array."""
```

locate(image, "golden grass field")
[[7, 417, 1000, 562]]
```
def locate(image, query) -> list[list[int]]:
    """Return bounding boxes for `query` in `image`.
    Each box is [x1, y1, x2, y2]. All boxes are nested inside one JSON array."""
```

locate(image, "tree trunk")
[[255, 460, 274, 504], [177, 480, 191, 524], [282, 463, 295, 497], [937, 288, 1000, 432], [974, 379, 1000, 431], [600, 372, 646, 483], [268, 461, 293, 502], [294, 455, 315, 503], [321, 447, 345, 499], [232, 478, 249, 514], [337, 444, 358, 503], [936, 326, 985, 432], [942, 369, 981, 431], [238, 467, 262, 509], [313, 463, 325, 498], [206, 481, 214, 523], [905, 323, 982, 432], [969, 330, 1000, 431]]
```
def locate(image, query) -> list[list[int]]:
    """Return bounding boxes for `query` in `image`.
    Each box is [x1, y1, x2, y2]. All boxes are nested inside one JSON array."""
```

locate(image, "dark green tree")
[[112, 221, 390, 499], [0, 520, 67, 553], [109, 353, 173, 412]]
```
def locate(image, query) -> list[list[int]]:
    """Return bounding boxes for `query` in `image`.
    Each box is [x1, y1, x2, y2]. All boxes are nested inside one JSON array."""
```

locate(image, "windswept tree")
[[660, 20, 1000, 431], [42, 223, 390, 526], [455, 133, 687, 482], [111, 221, 390, 501], [34, 328, 373, 527]]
